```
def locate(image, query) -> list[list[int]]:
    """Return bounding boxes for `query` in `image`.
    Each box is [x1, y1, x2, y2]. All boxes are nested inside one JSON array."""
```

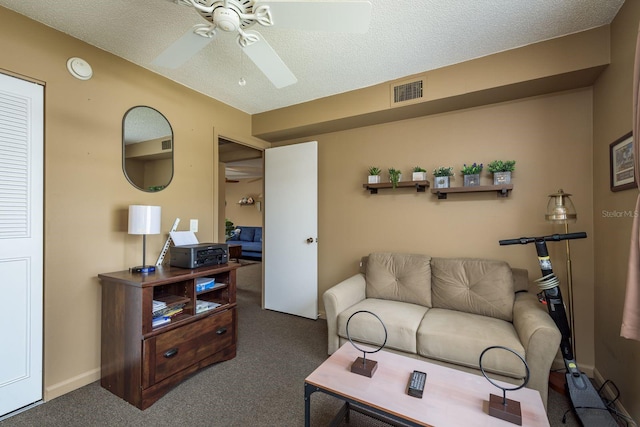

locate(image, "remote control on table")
[[407, 370, 427, 398]]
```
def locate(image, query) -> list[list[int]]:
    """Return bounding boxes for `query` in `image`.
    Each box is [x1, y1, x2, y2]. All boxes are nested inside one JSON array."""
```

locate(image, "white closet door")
[[0, 73, 44, 418], [264, 141, 318, 319]]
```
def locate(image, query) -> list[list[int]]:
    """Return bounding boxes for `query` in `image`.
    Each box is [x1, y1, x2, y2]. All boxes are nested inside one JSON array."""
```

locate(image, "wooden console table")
[[98, 263, 239, 409]]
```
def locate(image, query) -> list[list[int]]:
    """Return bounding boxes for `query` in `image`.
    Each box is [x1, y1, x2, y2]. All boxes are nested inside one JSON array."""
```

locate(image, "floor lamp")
[[545, 189, 577, 359]]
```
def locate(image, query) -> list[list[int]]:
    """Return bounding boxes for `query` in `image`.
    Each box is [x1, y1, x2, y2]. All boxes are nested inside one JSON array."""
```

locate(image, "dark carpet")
[[1, 262, 580, 426]]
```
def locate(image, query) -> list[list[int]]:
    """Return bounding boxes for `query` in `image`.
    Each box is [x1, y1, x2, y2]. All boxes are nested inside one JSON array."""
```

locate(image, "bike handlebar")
[[499, 232, 587, 246]]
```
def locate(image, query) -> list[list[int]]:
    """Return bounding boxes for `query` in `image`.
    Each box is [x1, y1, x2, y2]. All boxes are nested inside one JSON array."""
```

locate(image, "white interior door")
[[264, 141, 317, 319], [0, 73, 44, 418]]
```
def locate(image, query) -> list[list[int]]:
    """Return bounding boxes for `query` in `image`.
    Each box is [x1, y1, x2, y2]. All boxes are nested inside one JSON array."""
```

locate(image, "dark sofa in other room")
[[227, 226, 262, 259]]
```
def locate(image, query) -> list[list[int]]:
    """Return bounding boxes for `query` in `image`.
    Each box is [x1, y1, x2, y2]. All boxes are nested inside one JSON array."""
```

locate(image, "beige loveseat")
[[323, 252, 561, 408]]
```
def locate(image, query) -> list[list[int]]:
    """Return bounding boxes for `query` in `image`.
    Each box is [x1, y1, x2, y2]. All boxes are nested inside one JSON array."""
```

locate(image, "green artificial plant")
[[433, 166, 454, 177], [388, 168, 401, 188], [461, 163, 483, 175], [487, 160, 516, 173], [368, 166, 381, 176]]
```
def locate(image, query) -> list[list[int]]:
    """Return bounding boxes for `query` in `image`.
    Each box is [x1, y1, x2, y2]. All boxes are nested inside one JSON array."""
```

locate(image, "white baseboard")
[[44, 368, 100, 401]]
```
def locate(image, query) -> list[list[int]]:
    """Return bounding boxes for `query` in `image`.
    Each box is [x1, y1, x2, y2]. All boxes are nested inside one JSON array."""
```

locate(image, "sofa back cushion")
[[431, 258, 514, 322], [238, 227, 255, 242], [253, 227, 263, 242], [365, 252, 432, 307]]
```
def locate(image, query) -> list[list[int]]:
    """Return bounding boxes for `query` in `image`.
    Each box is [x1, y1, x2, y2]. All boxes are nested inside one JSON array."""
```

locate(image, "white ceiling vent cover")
[[391, 78, 425, 106]]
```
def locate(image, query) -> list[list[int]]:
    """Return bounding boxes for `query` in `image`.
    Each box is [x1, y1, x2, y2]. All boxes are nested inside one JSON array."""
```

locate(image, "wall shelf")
[[431, 184, 513, 199], [363, 180, 430, 194]]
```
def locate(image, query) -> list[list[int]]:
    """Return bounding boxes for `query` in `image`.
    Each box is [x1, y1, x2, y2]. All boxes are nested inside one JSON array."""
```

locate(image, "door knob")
[[306, 237, 314, 244]]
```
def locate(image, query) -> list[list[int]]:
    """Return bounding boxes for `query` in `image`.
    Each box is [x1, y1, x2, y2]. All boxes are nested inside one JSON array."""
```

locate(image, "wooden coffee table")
[[304, 344, 550, 426]]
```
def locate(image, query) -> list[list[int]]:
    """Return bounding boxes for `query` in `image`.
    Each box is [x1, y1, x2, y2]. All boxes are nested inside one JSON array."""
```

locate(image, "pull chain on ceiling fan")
[[153, 0, 372, 88]]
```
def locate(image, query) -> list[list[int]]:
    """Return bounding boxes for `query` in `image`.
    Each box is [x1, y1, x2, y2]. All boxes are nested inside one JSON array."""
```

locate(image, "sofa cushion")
[[417, 308, 527, 379], [431, 258, 514, 322], [238, 227, 255, 242], [239, 241, 261, 253], [337, 298, 428, 354], [253, 227, 263, 242], [365, 252, 432, 307]]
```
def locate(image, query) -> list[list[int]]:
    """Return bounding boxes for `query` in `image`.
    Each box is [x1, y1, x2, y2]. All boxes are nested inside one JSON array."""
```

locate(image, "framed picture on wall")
[[610, 131, 636, 192]]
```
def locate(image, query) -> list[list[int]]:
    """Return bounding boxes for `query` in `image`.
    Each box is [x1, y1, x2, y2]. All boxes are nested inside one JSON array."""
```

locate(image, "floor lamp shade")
[[128, 205, 161, 273], [128, 205, 161, 235], [545, 189, 576, 223]]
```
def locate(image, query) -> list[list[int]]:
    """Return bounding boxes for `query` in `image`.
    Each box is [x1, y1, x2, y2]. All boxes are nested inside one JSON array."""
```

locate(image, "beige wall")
[[593, 0, 640, 418], [278, 88, 596, 371], [0, 7, 266, 400], [254, 26, 609, 142], [225, 179, 263, 227]]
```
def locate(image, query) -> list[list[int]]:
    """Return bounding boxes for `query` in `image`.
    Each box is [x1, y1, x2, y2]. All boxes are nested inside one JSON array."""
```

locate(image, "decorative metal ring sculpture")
[[479, 346, 530, 392], [346, 310, 388, 354]]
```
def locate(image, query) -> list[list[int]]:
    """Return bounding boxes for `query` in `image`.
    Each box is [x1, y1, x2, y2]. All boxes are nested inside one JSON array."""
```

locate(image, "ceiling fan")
[[153, 0, 372, 88]]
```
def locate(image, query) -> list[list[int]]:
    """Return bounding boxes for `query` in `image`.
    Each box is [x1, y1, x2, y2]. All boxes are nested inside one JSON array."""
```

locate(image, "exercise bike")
[[499, 232, 618, 426]]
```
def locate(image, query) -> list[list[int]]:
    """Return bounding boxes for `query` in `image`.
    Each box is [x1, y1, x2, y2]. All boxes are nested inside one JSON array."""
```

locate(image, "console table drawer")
[[144, 309, 234, 386]]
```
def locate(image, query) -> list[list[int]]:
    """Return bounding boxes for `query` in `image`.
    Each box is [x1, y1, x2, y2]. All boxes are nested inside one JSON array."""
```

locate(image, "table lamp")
[[128, 205, 161, 273], [545, 189, 577, 358]]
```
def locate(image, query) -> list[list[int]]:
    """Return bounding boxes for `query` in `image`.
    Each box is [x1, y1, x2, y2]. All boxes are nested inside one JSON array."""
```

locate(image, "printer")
[[170, 243, 228, 269]]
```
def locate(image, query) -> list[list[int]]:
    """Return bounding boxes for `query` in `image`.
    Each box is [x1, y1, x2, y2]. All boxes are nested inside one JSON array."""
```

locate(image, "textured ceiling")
[[0, 0, 625, 114]]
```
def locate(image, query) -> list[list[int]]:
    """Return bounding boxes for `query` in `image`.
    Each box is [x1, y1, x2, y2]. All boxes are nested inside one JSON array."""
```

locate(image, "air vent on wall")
[[390, 77, 425, 106], [162, 139, 172, 150]]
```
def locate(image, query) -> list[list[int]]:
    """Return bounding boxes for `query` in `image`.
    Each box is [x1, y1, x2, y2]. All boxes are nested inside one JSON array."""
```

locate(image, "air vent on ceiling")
[[161, 139, 172, 150], [390, 77, 425, 106]]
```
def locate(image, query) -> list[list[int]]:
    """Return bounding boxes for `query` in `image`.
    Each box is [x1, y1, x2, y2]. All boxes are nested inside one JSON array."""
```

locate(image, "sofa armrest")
[[512, 291, 562, 408], [322, 273, 366, 354]]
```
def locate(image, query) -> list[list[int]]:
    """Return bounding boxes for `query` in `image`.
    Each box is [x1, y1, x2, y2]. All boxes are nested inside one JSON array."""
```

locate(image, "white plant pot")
[[368, 175, 381, 184], [412, 172, 427, 181]]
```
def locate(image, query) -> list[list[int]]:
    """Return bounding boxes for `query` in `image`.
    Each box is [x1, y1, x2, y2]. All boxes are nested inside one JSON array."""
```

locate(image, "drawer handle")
[[216, 327, 228, 335], [164, 348, 179, 358]]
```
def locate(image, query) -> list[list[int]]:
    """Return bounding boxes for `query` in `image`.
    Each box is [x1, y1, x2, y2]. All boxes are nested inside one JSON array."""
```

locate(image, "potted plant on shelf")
[[461, 163, 483, 186], [367, 166, 381, 184], [432, 166, 454, 188], [412, 166, 427, 182], [487, 160, 515, 185], [388, 168, 402, 188]]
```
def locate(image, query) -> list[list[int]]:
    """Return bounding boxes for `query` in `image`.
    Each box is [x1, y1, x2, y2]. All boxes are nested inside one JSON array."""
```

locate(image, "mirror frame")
[[122, 106, 174, 192]]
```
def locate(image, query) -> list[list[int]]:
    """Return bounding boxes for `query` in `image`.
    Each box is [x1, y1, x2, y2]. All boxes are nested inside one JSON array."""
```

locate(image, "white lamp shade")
[[128, 205, 161, 235]]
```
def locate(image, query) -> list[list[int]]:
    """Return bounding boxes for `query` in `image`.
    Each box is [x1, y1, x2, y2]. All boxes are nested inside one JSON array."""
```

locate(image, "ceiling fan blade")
[[254, 0, 372, 33], [152, 27, 216, 69], [241, 31, 297, 88]]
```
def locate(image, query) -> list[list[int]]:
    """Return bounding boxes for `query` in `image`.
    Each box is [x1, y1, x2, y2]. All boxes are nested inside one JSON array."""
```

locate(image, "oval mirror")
[[122, 106, 173, 192]]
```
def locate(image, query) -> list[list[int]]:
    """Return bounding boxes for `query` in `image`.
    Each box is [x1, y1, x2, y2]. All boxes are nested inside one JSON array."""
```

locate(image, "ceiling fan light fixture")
[[156, 0, 372, 89], [214, 8, 240, 32]]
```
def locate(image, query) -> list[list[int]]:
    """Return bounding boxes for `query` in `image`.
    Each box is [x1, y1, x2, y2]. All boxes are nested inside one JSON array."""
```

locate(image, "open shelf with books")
[[99, 262, 240, 409]]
